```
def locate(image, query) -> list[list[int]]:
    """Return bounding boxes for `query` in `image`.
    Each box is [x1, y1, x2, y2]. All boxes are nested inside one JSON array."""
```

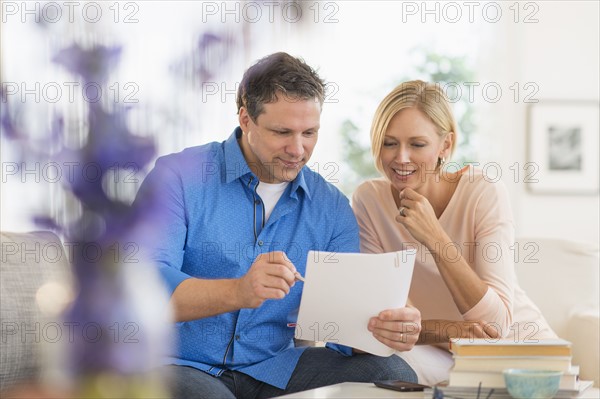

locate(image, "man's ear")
[[238, 107, 251, 133]]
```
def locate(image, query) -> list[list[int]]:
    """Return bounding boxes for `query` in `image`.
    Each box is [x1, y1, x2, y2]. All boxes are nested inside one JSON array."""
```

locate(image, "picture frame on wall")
[[527, 101, 599, 195]]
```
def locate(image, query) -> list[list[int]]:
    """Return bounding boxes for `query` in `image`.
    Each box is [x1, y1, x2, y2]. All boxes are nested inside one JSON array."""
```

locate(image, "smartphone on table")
[[374, 380, 430, 392]]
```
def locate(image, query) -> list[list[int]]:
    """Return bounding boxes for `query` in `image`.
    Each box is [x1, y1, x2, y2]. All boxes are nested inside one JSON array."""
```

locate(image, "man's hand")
[[235, 251, 297, 308], [367, 306, 421, 352]]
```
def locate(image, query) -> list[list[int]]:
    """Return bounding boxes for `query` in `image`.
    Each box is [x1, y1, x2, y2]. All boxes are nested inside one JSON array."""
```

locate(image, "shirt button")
[[235, 335, 240, 341], [255, 200, 260, 205], [258, 240, 264, 246]]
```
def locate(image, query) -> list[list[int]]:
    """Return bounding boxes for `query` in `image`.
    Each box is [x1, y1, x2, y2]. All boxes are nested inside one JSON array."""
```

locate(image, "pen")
[[294, 272, 305, 282]]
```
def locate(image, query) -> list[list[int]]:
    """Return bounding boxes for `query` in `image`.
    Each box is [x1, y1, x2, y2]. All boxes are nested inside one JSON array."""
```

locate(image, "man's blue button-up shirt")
[[138, 128, 359, 389]]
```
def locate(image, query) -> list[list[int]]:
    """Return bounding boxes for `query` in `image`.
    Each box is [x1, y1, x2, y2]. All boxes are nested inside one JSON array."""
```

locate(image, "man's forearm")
[[170, 278, 242, 322]]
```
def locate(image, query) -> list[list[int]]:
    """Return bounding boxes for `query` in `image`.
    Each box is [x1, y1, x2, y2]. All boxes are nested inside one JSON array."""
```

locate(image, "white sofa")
[[0, 231, 71, 392], [2, 232, 599, 392], [514, 237, 599, 386]]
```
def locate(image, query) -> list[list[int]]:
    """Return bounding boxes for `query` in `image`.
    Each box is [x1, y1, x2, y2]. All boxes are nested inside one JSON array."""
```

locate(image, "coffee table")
[[276, 382, 422, 398], [276, 382, 600, 398]]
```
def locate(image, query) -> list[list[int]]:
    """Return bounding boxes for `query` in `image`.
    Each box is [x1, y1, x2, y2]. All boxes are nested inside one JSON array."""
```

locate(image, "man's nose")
[[286, 135, 304, 159]]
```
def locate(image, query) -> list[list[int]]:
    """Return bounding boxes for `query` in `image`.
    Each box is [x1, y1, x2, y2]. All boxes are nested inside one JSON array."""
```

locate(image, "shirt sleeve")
[[325, 190, 360, 253], [133, 156, 191, 296], [460, 178, 516, 337], [325, 342, 354, 356]]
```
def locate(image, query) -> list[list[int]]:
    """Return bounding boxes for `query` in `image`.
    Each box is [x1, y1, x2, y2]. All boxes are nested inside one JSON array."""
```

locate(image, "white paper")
[[295, 250, 416, 356]]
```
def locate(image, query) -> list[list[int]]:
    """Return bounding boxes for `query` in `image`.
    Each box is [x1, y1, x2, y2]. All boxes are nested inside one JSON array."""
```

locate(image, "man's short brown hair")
[[236, 52, 325, 121]]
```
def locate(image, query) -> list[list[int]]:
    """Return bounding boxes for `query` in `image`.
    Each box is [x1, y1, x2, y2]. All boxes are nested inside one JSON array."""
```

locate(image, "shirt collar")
[[223, 127, 312, 200], [223, 127, 252, 183], [290, 166, 311, 200]]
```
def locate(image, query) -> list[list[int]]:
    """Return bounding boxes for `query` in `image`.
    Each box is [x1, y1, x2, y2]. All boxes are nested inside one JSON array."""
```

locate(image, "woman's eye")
[[412, 143, 426, 148], [383, 142, 396, 147]]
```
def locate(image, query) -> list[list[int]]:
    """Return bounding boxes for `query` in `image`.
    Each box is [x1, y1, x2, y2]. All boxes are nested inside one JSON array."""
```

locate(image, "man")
[[137, 52, 420, 398]]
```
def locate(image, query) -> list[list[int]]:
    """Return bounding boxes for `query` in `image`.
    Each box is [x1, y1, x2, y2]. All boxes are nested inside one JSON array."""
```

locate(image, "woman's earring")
[[438, 156, 446, 167]]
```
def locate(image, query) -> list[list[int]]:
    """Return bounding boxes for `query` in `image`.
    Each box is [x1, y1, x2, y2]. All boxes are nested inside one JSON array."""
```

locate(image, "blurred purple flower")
[[170, 32, 235, 84], [64, 260, 143, 373], [52, 44, 122, 84], [86, 104, 155, 171], [50, 113, 64, 142], [0, 88, 25, 140], [32, 215, 64, 233], [50, 42, 166, 380], [4, 40, 169, 386], [197, 32, 221, 79], [59, 103, 155, 234]]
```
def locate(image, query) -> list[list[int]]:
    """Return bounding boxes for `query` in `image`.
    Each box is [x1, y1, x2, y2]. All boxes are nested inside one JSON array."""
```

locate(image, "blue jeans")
[[165, 347, 417, 399]]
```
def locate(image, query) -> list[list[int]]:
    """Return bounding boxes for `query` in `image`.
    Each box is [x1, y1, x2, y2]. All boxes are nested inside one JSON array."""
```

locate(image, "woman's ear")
[[441, 131, 454, 158]]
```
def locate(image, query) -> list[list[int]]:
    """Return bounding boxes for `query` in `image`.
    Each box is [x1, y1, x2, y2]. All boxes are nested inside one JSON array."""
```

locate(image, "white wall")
[[2, 1, 598, 246], [479, 1, 599, 245]]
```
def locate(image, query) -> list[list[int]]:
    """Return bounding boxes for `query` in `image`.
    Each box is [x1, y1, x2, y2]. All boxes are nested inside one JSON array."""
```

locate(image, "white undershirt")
[[256, 181, 289, 222]]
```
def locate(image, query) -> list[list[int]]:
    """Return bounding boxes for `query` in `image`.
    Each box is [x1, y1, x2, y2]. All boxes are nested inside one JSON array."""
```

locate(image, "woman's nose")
[[394, 147, 410, 163]]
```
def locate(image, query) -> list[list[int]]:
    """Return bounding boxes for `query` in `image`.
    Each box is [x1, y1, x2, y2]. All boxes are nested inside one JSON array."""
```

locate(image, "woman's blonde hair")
[[371, 80, 458, 174]]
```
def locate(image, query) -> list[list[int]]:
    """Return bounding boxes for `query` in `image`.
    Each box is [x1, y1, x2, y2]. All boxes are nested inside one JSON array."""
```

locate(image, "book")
[[448, 366, 580, 390], [449, 338, 572, 357], [452, 355, 572, 372]]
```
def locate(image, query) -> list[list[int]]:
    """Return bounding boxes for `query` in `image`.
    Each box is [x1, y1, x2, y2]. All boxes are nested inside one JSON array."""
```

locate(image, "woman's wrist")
[[423, 230, 453, 255]]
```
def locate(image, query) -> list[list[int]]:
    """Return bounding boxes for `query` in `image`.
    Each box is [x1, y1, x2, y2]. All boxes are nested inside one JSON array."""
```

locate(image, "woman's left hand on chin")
[[395, 187, 447, 247]]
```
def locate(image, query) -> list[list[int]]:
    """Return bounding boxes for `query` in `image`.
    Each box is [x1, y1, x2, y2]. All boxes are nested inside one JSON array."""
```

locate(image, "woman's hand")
[[395, 187, 448, 249], [395, 188, 490, 314], [367, 306, 421, 351]]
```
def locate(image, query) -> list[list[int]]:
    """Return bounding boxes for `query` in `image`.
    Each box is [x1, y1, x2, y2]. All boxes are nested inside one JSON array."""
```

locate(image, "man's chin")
[[276, 168, 301, 183]]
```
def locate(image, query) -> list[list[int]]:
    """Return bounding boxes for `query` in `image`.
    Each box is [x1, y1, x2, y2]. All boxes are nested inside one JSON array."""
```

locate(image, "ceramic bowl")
[[503, 369, 563, 399]]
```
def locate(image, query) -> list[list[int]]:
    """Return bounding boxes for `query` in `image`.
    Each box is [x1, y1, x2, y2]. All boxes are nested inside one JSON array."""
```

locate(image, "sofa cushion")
[[514, 237, 599, 338], [0, 231, 71, 392]]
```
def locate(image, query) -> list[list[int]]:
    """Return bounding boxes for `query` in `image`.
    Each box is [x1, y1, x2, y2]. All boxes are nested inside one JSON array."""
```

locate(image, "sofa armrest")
[[0, 231, 71, 392], [566, 305, 600, 387]]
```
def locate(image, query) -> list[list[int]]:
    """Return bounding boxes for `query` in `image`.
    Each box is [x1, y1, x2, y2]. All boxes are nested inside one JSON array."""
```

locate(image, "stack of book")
[[427, 338, 593, 398]]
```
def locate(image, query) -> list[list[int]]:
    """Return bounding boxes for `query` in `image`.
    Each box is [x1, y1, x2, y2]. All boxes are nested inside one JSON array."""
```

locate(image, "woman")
[[352, 81, 556, 385]]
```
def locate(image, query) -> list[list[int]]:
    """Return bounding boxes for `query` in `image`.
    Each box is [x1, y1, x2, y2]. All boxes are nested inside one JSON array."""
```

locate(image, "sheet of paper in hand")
[[295, 250, 416, 356]]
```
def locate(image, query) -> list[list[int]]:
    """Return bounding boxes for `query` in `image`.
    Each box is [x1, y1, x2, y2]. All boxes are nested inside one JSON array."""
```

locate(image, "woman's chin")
[[388, 173, 414, 189], [388, 179, 411, 193]]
